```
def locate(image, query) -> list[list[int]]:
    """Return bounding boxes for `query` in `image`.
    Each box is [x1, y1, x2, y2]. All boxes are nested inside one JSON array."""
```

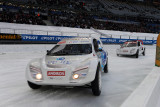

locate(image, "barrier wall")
[[100, 38, 155, 45], [21, 34, 156, 45], [121, 67, 160, 107], [21, 34, 73, 42], [0, 33, 156, 45]]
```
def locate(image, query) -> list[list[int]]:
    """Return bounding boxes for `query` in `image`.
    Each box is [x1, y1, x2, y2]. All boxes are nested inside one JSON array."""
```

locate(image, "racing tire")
[[91, 64, 101, 96], [104, 60, 108, 73], [142, 48, 145, 56], [135, 50, 139, 58], [28, 81, 41, 89]]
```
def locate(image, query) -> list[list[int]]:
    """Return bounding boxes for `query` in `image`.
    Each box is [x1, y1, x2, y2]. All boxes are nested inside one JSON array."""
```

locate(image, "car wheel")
[[91, 64, 101, 96], [142, 48, 145, 56], [28, 81, 41, 89], [117, 54, 119, 56], [104, 60, 108, 73], [135, 50, 139, 58]]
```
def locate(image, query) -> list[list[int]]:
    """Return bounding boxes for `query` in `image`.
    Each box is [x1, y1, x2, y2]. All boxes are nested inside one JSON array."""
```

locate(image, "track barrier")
[[0, 33, 156, 45]]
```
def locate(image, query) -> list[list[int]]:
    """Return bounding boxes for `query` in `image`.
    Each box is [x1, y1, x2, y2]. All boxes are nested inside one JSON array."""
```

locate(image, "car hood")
[[44, 54, 92, 68]]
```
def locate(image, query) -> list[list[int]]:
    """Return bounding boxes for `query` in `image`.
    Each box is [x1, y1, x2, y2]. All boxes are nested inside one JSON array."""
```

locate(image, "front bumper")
[[26, 65, 96, 86], [117, 49, 137, 56]]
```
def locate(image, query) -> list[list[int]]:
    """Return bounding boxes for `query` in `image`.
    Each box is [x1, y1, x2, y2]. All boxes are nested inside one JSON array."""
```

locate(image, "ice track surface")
[[0, 45, 156, 107]]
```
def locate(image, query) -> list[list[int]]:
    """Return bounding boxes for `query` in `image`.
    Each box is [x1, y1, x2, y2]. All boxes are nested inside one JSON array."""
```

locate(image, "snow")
[[0, 44, 156, 107], [0, 44, 54, 53], [0, 22, 158, 39], [0, 22, 158, 106], [121, 67, 160, 107]]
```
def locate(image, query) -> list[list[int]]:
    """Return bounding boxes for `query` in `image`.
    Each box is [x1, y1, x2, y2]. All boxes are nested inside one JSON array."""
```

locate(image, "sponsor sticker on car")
[[48, 60, 71, 65], [123, 50, 128, 52], [47, 71, 65, 76], [56, 57, 65, 60]]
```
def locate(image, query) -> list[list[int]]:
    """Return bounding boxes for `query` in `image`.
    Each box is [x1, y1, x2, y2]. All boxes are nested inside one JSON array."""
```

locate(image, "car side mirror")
[[47, 50, 49, 53], [98, 48, 103, 52]]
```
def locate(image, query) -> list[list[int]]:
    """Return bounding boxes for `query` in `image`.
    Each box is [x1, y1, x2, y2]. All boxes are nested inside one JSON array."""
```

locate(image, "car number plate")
[[47, 71, 65, 76]]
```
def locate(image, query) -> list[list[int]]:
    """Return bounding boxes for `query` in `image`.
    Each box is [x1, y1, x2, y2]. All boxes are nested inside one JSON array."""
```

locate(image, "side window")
[[93, 39, 98, 52], [140, 42, 142, 46], [97, 40, 102, 49], [138, 41, 140, 46]]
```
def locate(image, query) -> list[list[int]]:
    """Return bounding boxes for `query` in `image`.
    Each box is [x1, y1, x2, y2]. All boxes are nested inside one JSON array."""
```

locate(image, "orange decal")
[[155, 33, 160, 67], [58, 41, 66, 44]]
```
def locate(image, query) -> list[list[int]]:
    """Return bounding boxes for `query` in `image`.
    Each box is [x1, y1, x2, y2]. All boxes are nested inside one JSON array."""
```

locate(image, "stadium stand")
[[0, 0, 159, 33]]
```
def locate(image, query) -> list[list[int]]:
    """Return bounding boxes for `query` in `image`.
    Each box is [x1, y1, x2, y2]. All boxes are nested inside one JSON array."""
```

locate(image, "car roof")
[[57, 37, 93, 45], [124, 40, 143, 45], [124, 41, 137, 44]]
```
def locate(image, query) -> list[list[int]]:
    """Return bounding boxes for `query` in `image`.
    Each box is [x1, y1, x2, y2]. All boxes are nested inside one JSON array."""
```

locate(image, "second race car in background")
[[116, 40, 145, 58]]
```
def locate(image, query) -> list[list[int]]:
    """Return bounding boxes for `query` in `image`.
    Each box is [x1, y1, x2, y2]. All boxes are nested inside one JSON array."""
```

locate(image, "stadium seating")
[[0, 0, 159, 33]]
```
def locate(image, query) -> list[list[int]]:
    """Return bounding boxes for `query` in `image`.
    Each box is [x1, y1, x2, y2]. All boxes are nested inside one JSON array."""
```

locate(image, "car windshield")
[[47, 44, 92, 56], [121, 42, 137, 47]]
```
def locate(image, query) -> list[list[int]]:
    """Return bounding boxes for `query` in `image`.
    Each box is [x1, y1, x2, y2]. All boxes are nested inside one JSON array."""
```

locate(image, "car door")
[[93, 39, 104, 69], [138, 41, 143, 54], [97, 40, 107, 68]]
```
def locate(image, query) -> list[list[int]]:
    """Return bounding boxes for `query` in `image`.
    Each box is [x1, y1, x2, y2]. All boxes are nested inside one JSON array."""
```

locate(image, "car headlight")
[[73, 74, 79, 79], [29, 65, 43, 80], [71, 66, 89, 80], [130, 48, 136, 54]]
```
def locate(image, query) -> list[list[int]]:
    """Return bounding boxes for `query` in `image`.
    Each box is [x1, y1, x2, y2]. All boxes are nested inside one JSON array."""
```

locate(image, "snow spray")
[[156, 33, 160, 67]]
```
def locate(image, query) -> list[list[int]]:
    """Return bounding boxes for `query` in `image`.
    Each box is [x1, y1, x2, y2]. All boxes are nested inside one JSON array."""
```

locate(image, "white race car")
[[116, 40, 145, 58], [26, 37, 108, 96]]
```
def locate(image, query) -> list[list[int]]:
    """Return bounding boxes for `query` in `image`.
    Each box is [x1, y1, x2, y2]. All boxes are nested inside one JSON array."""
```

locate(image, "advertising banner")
[[100, 38, 154, 45], [20, 34, 73, 42], [0, 33, 21, 40], [0, 33, 156, 45]]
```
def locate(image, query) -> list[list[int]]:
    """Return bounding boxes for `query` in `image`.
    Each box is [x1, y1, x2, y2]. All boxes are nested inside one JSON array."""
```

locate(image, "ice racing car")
[[26, 37, 108, 96], [116, 40, 145, 58]]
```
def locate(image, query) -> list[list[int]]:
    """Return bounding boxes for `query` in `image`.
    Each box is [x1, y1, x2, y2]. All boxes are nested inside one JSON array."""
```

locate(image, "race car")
[[26, 37, 108, 96], [116, 40, 145, 58]]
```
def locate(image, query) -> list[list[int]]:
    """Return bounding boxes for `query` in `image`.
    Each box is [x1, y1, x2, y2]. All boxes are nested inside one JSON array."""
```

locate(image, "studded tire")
[[28, 81, 41, 89], [91, 64, 101, 96]]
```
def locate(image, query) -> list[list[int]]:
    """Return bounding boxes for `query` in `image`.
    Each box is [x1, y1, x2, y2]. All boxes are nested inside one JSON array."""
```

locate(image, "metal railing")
[[0, 27, 156, 40], [0, 27, 97, 36]]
